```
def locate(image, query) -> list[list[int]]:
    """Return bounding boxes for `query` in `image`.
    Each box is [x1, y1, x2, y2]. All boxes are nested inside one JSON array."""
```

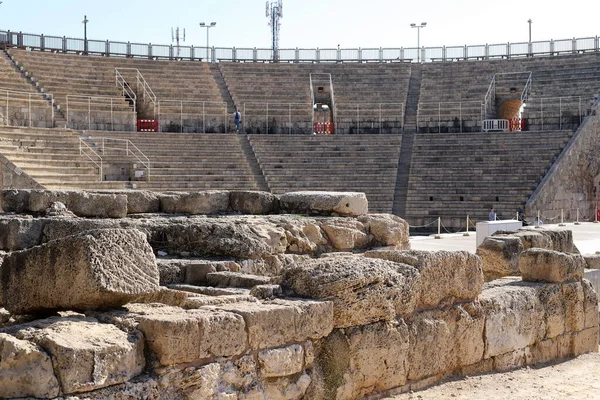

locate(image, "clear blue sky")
[[0, 0, 598, 50]]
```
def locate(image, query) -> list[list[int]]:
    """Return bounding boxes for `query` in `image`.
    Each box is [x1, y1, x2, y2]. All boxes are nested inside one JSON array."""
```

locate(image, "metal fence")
[[157, 100, 228, 133], [66, 95, 136, 131], [335, 103, 404, 134], [243, 102, 312, 134], [2, 30, 598, 63], [0, 89, 54, 128], [417, 101, 484, 133], [523, 96, 585, 131]]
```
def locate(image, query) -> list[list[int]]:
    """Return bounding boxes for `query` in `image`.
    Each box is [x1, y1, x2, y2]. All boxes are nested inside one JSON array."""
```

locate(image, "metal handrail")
[[4, 29, 599, 63], [483, 76, 496, 119], [78, 138, 102, 181], [115, 69, 137, 103], [157, 100, 228, 133], [0, 87, 54, 128], [82, 136, 150, 181], [66, 94, 136, 131], [115, 68, 157, 102]]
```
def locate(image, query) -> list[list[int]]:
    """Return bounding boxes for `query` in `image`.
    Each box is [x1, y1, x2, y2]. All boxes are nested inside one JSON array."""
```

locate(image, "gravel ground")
[[386, 351, 600, 400]]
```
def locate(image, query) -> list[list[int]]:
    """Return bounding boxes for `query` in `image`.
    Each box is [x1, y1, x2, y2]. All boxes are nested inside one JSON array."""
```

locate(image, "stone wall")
[[0, 190, 596, 399], [0, 155, 43, 190], [526, 99, 600, 220]]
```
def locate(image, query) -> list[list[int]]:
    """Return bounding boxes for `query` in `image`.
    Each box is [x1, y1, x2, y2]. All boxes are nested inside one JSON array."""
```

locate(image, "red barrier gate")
[[509, 118, 526, 132], [313, 122, 335, 134], [137, 119, 158, 132]]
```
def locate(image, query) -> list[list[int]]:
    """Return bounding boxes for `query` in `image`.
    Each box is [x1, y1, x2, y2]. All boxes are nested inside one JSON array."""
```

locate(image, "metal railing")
[[335, 103, 405, 134], [115, 69, 136, 104], [157, 100, 228, 133], [2, 30, 599, 63], [417, 101, 484, 133], [79, 136, 150, 181], [483, 72, 532, 119], [0, 88, 54, 128], [78, 138, 102, 181], [523, 96, 584, 131], [66, 95, 136, 131], [115, 68, 157, 118], [243, 102, 312, 134]]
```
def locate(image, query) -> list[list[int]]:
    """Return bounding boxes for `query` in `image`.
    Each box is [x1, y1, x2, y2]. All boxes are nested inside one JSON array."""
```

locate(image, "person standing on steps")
[[233, 108, 242, 133], [489, 207, 497, 221]]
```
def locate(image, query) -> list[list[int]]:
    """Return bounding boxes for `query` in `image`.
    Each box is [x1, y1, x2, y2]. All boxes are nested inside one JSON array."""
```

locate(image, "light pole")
[[199, 22, 216, 62], [82, 15, 89, 55], [410, 22, 426, 63], [527, 19, 532, 56]]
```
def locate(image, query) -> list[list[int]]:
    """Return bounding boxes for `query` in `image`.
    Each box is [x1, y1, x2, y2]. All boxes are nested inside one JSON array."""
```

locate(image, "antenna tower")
[[266, 0, 283, 62], [171, 26, 186, 58]]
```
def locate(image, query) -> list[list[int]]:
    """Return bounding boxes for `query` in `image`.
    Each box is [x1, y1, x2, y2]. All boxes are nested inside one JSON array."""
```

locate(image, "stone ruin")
[[0, 189, 597, 399]]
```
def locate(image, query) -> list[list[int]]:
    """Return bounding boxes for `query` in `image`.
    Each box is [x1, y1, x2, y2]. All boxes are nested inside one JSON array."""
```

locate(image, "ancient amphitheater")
[[0, 30, 599, 399]]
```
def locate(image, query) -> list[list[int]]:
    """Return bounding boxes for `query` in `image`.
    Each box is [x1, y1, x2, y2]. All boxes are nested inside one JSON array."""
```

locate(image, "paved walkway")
[[410, 222, 600, 255]]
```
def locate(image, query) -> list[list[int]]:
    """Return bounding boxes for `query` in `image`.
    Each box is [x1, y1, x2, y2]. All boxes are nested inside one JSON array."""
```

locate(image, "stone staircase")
[[0, 126, 125, 190], [403, 64, 422, 133], [249, 134, 402, 213]]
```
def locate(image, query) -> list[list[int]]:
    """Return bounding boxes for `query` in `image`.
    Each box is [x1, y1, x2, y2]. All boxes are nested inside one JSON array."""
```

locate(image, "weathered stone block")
[[1, 228, 159, 314], [571, 327, 599, 356], [206, 271, 272, 288], [0, 333, 60, 399], [214, 299, 333, 349], [28, 190, 127, 218], [159, 190, 230, 214], [406, 303, 485, 381], [93, 190, 160, 214], [135, 305, 247, 366], [520, 248, 585, 283], [480, 281, 546, 358], [320, 219, 370, 251], [0, 216, 47, 251], [258, 344, 304, 378], [357, 213, 410, 248], [230, 190, 280, 214], [279, 191, 368, 217], [583, 253, 600, 270], [476, 236, 524, 281], [281, 256, 420, 328], [363, 250, 483, 310], [14, 317, 144, 395], [0, 189, 30, 213]]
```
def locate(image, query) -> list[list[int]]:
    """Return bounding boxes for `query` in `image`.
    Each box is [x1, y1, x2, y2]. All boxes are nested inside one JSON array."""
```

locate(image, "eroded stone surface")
[[0, 333, 60, 398], [363, 250, 483, 310], [159, 191, 230, 214], [1, 228, 159, 314], [279, 191, 368, 217], [520, 248, 585, 283], [230, 190, 280, 214], [477, 236, 524, 281], [282, 255, 420, 328], [258, 344, 304, 377], [28, 190, 127, 218]]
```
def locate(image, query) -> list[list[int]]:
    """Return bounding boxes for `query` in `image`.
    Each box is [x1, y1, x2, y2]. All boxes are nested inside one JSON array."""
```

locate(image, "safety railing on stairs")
[[157, 100, 228, 133], [483, 76, 496, 120], [66, 95, 136, 131], [80, 136, 151, 181], [114, 68, 157, 118], [0, 88, 54, 128], [115, 69, 137, 104]]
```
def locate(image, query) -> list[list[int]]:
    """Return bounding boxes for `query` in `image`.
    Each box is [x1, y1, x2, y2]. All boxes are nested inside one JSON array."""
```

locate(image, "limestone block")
[[91, 190, 160, 214], [185, 262, 217, 284], [28, 190, 127, 218], [279, 191, 368, 217], [258, 344, 304, 378], [583, 253, 600, 270], [214, 299, 333, 349], [492, 347, 532, 372], [571, 327, 599, 356], [250, 284, 283, 300], [357, 213, 410, 248], [206, 271, 272, 288], [582, 280, 599, 330], [281, 256, 420, 328], [135, 305, 247, 366], [0, 333, 60, 399], [159, 190, 230, 214], [512, 230, 552, 250], [406, 303, 485, 381], [319, 219, 369, 251], [0, 216, 47, 251], [41, 218, 125, 244], [519, 248, 585, 283], [363, 250, 484, 310], [156, 259, 186, 285], [1, 228, 159, 314], [480, 281, 546, 358], [0, 189, 30, 213], [535, 228, 579, 253], [14, 317, 144, 395], [333, 320, 410, 400], [230, 190, 280, 214], [476, 236, 524, 281]]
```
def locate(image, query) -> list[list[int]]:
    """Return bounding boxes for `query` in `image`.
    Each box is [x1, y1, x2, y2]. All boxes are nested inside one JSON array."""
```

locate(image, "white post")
[[180, 100, 183, 133], [28, 94, 32, 127], [536, 210, 541, 228], [575, 208, 581, 225], [203, 102, 206, 133], [595, 202, 599, 223], [559, 209, 565, 226], [463, 215, 470, 236], [435, 217, 442, 239], [110, 98, 114, 131], [88, 97, 91, 131]]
